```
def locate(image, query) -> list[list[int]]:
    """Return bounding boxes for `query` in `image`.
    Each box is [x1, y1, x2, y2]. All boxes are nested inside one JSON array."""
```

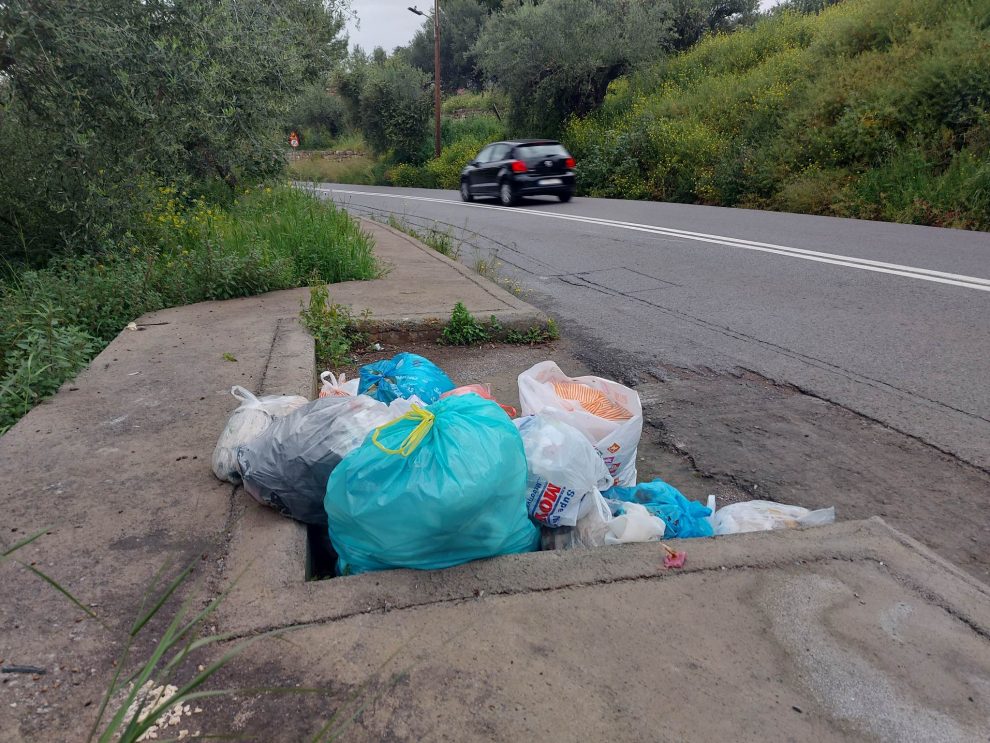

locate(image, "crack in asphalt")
[[554, 271, 990, 428]]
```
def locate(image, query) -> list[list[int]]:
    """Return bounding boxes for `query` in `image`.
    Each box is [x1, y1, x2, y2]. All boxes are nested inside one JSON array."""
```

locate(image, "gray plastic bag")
[[211, 386, 307, 484], [236, 394, 420, 525]]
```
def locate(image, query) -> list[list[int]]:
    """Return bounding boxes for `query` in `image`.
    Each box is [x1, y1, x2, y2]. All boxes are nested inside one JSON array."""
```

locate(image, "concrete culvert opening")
[[305, 524, 339, 580]]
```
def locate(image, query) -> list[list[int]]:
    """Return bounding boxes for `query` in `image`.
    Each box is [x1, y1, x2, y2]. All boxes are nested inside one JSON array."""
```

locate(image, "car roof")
[[493, 139, 562, 146]]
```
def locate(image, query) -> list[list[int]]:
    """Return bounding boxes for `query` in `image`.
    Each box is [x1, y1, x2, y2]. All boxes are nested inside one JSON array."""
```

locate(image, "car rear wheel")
[[499, 181, 518, 207], [558, 190, 573, 203], [460, 180, 473, 202]]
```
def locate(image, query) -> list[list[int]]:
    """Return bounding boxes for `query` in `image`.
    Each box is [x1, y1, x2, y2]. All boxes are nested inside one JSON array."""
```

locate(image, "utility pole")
[[433, 0, 441, 158], [409, 3, 442, 158]]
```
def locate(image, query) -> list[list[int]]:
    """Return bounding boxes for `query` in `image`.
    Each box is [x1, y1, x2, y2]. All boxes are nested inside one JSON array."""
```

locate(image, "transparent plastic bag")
[[712, 499, 835, 535], [211, 386, 307, 484], [514, 415, 611, 527], [542, 491, 666, 550], [518, 361, 643, 487]]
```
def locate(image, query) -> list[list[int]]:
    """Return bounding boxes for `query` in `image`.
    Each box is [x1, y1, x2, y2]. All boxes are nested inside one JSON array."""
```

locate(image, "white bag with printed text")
[[518, 361, 643, 486]]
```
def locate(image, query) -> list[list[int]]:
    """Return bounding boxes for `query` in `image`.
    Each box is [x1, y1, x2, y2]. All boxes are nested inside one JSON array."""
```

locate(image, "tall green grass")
[[565, 0, 990, 229], [0, 185, 377, 433], [289, 155, 387, 185]]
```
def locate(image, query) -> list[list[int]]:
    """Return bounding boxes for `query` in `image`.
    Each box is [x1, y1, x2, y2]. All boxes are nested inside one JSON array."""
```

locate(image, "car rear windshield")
[[515, 144, 568, 158]]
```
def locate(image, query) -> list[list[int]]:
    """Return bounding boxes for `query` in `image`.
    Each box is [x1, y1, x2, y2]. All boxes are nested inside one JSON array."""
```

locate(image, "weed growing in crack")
[[299, 282, 367, 367], [440, 303, 560, 347], [440, 302, 491, 346], [474, 251, 523, 296]]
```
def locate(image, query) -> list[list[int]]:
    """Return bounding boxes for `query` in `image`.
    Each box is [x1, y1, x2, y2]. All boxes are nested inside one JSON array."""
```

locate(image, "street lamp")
[[407, 2, 441, 158]]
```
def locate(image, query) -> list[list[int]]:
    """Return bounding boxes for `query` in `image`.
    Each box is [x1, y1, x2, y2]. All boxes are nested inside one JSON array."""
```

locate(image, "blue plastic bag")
[[605, 478, 713, 538], [325, 394, 540, 574], [358, 353, 455, 404]]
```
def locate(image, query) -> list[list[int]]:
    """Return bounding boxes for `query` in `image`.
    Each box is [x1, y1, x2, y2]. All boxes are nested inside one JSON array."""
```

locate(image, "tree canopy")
[[0, 0, 348, 263]]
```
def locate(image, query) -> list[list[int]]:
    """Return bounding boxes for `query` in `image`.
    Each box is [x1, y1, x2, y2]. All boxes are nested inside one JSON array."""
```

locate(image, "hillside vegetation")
[[565, 0, 990, 228]]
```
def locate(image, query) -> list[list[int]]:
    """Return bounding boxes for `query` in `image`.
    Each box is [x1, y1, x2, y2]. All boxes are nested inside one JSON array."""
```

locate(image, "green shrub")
[[442, 91, 495, 114], [299, 284, 366, 367], [426, 138, 489, 189], [440, 302, 491, 346], [441, 114, 505, 146], [386, 163, 438, 188]]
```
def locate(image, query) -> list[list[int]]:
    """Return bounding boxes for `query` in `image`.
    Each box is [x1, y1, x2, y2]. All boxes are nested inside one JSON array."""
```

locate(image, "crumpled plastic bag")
[[605, 478, 713, 538], [542, 491, 666, 550], [518, 361, 643, 487], [319, 371, 359, 398], [211, 386, 307, 484], [325, 394, 539, 574], [514, 415, 611, 527], [358, 352, 454, 404], [712, 499, 835, 535], [236, 394, 421, 525]]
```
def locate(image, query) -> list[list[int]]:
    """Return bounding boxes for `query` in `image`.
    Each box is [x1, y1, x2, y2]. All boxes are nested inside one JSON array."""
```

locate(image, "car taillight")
[[510, 160, 527, 173], [565, 157, 576, 169]]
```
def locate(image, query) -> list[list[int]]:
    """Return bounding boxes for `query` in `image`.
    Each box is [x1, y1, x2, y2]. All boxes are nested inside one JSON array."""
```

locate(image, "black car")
[[460, 139, 575, 206]]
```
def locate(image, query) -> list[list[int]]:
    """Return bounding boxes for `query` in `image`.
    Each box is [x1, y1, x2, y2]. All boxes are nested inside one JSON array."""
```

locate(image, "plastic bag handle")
[[230, 385, 260, 405], [320, 371, 347, 387], [372, 404, 435, 457]]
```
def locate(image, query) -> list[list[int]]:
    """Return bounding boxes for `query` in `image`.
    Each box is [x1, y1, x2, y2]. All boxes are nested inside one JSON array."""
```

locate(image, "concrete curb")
[[219, 514, 990, 638]]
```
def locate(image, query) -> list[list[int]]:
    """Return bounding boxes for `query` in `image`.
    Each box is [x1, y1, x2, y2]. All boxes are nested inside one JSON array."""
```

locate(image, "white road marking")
[[315, 187, 990, 292]]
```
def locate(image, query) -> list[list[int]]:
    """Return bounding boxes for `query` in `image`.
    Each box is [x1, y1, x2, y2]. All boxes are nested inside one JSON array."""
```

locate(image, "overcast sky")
[[346, 0, 785, 54], [346, 1, 425, 54]]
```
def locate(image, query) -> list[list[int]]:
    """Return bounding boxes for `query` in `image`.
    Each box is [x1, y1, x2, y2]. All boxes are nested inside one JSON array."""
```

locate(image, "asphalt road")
[[313, 184, 990, 470]]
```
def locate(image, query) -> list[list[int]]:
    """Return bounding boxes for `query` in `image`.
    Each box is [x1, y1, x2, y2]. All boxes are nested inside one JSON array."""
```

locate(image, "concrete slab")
[[214, 519, 990, 743]]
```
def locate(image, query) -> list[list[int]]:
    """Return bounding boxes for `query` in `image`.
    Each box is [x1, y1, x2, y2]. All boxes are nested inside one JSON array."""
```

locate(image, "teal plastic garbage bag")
[[605, 478, 713, 538], [358, 352, 455, 404], [325, 394, 540, 574]]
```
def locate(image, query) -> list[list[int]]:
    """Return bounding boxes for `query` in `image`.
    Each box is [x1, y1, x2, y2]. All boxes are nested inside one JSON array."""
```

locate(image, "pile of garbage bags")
[[213, 353, 835, 576]]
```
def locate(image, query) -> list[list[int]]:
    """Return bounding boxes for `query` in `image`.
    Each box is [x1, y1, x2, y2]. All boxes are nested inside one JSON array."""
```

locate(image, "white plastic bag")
[[518, 361, 643, 487], [211, 386, 308, 484], [603, 500, 667, 545], [712, 499, 835, 535], [236, 394, 422, 525], [319, 371, 359, 398], [514, 415, 612, 527], [543, 491, 666, 549]]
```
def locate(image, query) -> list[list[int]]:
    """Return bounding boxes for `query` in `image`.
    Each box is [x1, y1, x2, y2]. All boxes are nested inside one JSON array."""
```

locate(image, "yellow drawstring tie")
[[372, 404, 435, 456]]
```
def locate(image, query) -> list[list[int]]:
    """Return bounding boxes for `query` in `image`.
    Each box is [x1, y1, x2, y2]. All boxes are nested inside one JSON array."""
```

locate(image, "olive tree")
[[0, 0, 348, 263], [473, 0, 678, 135], [404, 0, 490, 91], [335, 52, 432, 163]]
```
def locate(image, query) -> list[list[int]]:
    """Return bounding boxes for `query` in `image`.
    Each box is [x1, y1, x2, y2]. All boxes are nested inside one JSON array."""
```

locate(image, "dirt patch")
[[632, 365, 990, 583]]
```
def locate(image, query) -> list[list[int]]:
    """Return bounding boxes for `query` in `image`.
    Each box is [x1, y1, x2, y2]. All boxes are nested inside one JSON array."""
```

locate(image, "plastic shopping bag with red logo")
[[518, 361, 643, 487], [514, 415, 611, 527]]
